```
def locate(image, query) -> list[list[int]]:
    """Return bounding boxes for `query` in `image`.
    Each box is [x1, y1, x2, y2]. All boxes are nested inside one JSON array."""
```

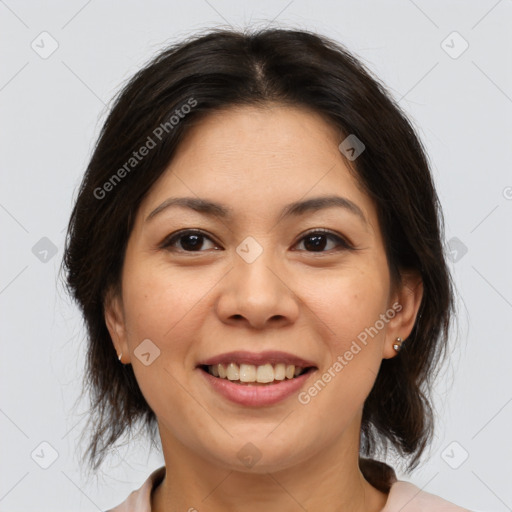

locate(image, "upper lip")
[[198, 350, 317, 368]]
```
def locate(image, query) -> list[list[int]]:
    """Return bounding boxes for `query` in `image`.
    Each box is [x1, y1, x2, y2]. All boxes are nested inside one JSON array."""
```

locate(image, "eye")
[[293, 229, 353, 253], [160, 228, 353, 254], [160, 230, 220, 252]]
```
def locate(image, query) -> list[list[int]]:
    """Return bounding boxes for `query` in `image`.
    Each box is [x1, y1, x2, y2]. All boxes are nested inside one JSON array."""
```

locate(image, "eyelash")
[[160, 228, 354, 254]]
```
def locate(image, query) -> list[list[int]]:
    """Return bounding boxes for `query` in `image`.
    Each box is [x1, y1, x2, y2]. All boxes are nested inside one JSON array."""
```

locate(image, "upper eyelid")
[[161, 229, 219, 247], [294, 229, 353, 250]]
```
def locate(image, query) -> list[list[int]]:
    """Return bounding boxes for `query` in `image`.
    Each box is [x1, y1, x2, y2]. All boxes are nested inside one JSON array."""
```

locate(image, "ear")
[[382, 269, 423, 359], [104, 287, 130, 364]]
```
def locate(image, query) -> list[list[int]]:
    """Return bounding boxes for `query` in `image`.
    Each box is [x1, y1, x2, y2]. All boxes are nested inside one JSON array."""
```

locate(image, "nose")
[[214, 245, 300, 330]]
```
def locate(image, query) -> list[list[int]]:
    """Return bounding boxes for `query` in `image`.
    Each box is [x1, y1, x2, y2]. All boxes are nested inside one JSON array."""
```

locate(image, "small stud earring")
[[393, 337, 403, 352], [118, 352, 123, 361]]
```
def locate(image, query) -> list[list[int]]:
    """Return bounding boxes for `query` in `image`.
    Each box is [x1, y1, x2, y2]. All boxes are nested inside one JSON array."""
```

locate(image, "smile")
[[197, 351, 318, 406], [203, 362, 311, 384]]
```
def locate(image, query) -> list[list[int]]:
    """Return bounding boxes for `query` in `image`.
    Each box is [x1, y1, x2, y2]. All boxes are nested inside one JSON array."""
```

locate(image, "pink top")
[[106, 465, 471, 511]]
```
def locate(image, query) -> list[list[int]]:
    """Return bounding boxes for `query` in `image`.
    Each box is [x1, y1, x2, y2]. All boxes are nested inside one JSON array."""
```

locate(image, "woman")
[[63, 27, 471, 511]]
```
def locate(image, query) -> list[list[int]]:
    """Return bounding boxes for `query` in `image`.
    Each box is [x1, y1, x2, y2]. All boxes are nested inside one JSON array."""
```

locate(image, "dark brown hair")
[[62, 27, 454, 492]]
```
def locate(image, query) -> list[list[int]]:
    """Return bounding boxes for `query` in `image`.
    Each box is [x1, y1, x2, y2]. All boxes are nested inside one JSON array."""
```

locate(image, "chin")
[[202, 436, 313, 475]]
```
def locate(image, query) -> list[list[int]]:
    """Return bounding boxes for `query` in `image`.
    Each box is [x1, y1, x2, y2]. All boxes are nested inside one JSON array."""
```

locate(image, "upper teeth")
[[208, 363, 304, 383]]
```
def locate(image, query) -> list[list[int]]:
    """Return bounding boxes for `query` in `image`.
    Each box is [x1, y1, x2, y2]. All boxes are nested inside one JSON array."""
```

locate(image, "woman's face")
[[106, 105, 421, 473]]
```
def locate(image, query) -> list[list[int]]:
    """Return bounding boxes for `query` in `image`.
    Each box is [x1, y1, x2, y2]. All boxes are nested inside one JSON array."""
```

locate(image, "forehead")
[[139, 105, 377, 228], [174, 104, 342, 170]]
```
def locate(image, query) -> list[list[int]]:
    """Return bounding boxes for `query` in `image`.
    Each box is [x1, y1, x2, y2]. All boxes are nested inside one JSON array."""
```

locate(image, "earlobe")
[[383, 270, 423, 359], [104, 289, 130, 363]]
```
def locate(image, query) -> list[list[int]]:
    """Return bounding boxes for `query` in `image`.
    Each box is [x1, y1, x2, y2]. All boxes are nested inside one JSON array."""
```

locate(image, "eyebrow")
[[145, 195, 367, 225]]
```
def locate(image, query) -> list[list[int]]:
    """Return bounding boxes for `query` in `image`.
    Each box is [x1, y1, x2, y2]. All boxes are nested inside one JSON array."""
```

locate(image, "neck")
[[151, 422, 388, 512]]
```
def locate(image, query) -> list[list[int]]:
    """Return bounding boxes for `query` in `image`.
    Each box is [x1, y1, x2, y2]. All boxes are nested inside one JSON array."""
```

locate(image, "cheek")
[[119, 262, 212, 426], [296, 265, 390, 413], [301, 263, 390, 351], [122, 261, 208, 344]]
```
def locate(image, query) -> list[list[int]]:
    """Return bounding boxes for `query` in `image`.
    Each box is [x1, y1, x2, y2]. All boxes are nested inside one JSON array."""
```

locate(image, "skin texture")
[[105, 105, 423, 511]]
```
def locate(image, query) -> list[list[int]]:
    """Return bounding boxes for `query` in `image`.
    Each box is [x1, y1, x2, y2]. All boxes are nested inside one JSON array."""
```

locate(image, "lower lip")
[[199, 368, 315, 407]]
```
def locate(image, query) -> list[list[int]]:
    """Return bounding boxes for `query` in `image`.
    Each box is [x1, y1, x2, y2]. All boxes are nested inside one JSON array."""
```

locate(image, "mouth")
[[199, 362, 316, 385], [196, 351, 318, 406]]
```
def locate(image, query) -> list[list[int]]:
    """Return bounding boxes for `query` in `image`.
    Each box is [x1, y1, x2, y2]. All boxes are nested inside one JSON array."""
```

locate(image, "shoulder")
[[382, 480, 473, 511], [105, 466, 166, 512]]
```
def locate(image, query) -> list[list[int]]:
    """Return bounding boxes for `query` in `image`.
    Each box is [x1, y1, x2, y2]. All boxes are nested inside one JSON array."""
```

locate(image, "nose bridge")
[[215, 234, 299, 328], [234, 234, 283, 302]]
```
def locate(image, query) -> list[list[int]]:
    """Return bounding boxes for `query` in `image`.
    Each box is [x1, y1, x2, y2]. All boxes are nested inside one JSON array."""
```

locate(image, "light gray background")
[[1, 1, 511, 510]]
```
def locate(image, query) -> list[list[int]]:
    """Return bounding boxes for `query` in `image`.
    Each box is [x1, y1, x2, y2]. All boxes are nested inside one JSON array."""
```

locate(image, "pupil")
[[305, 234, 326, 251], [182, 234, 202, 250]]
